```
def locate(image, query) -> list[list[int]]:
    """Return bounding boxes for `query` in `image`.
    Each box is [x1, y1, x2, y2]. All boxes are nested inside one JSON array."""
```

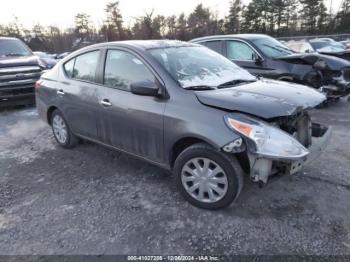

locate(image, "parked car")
[[191, 34, 350, 100], [0, 37, 44, 107], [284, 40, 315, 53], [285, 39, 350, 62], [36, 40, 331, 210], [33, 51, 57, 69], [340, 39, 350, 50], [309, 39, 350, 61], [312, 38, 336, 43]]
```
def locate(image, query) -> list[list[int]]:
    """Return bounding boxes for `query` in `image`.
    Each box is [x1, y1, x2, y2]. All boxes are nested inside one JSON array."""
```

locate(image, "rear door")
[[200, 40, 224, 55], [95, 48, 166, 163], [57, 50, 101, 139]]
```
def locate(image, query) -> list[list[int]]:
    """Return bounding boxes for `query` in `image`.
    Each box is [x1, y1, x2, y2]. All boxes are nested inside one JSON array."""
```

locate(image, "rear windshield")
[[0, 39, 32, 57]]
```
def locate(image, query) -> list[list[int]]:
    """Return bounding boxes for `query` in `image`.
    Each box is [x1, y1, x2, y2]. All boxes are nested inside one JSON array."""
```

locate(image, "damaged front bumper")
[[320, 77, 350, 99], [248, 123, 332, 185]]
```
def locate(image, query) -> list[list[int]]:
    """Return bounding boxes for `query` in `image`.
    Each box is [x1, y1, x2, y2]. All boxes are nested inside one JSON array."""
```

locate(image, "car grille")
[[343, 68, 350, 81], [0, 66, 42, 98]]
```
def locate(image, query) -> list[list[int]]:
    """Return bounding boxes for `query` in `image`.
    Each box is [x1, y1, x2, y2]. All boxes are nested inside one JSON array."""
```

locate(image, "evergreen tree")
[[132, 11, 163, 39], [188, 4, 225, 37], [284, 0, 299, 35], [176, 13, 189, 40], [74, 13, 92, 40], [335, 0, 350, 32], [225, 0, 242, 33], [102, 1, 125, 41], [299, 0, 328, 33]]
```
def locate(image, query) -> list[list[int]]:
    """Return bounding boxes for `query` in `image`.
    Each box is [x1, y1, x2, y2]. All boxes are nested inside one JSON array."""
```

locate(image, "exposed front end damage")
[[319, 67, 350, 99], [248, 123, 332, 186], [278, 54, 350, 99], [223, 111, 331, 186]]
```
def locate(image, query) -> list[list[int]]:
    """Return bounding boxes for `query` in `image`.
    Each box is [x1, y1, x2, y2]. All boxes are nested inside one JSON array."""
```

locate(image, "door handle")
[[57, 89, 65, 95], [100, 99, 112, 107]]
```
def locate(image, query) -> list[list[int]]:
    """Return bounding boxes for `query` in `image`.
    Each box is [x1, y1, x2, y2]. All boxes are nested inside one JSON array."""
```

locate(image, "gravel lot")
[[0, 99, 350, 256]]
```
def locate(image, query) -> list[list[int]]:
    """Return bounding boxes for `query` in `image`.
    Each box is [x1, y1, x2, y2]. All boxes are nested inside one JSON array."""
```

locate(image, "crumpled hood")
[[0, 55, 40, 68], [277, 53, 350, 70], [195, 79, 326, 119]]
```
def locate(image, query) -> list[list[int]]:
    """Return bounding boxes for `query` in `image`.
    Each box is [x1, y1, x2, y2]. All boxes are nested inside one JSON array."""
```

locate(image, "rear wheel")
[[174, 143, 244, 210], [51, 109, 79, 148]]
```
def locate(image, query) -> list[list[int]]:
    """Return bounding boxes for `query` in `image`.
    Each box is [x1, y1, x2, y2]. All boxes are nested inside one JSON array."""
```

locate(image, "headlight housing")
[[225, 114, 309, 160]]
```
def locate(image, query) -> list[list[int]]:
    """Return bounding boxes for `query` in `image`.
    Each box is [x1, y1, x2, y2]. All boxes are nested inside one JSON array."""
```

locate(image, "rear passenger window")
[[104, 50, 154, 91], [64, 59, 75, 78], [72, 51, 100, 82], [202, 41, 222, 54]]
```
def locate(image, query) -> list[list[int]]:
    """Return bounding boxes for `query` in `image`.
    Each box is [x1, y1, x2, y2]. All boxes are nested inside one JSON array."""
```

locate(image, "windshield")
[[310, 41, 345, 51], [149, 46, 255, 89], [252, 37, 294, 58], [0, 39, 32, 57]]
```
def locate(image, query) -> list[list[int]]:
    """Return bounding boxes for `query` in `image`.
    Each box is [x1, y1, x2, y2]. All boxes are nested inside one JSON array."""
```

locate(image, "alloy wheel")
[[52, 114, 68, 144]]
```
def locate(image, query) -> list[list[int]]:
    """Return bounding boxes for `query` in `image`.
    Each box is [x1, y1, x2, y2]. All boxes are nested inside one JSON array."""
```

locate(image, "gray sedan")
[[35, 40, 330, 209]]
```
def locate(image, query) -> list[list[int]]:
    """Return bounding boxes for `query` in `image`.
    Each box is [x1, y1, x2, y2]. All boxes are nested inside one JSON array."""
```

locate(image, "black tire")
[[51, 109, 79, 148], [174, 143, 244, 210]]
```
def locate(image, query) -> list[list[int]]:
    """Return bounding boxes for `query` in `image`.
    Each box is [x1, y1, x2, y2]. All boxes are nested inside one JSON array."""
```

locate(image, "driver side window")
[[104, 50, 155, 91], [227, 41, 256, 61]]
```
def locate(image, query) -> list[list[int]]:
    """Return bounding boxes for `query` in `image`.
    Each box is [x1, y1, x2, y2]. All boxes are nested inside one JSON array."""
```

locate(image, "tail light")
[[35, 80, 43, 89]]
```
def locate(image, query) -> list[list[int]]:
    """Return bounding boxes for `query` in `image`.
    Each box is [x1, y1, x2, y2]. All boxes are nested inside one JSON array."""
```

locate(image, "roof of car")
[[191, 34, 269, 42], [0, 37, 21, 41], [87, 40, 198, 50]]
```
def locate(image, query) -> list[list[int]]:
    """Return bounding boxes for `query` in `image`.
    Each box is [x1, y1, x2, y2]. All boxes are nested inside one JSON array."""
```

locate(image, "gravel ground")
[[0, 99, 349, 256]]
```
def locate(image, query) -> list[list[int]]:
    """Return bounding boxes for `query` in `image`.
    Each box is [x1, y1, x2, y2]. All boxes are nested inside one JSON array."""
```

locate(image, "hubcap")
[[181, 158, 228, 203], [52, 115, 68, 144]]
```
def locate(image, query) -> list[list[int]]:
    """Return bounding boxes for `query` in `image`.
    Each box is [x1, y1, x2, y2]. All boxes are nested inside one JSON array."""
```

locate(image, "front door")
[[225, 40, 268, 76], [96, 49, 166, 163]]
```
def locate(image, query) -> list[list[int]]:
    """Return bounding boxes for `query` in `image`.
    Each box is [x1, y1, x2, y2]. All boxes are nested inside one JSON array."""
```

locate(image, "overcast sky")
[[0, 0, 342, 29]]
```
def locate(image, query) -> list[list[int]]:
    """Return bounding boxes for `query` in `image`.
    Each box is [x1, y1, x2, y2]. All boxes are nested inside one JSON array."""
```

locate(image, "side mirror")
[[253, 53, 263, 65], [130, 80, 160, 96]]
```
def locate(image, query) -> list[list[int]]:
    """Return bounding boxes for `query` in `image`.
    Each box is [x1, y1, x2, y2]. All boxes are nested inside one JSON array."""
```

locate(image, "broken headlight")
[[224, 114, 309, 160]]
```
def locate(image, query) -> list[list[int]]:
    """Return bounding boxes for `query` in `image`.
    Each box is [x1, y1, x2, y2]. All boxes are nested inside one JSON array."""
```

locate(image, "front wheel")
[[174, 143, 244, 210]]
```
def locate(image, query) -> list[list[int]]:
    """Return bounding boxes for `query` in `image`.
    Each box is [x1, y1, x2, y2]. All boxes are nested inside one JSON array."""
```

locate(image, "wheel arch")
[[47, 105, 58, 125], [169, 136, 250, 174], [169, 136, 215, 168]]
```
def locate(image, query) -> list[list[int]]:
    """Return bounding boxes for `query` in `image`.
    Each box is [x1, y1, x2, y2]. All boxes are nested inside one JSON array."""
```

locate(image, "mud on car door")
[[95, 49, 166, 164], [59, 50, 101, 140]]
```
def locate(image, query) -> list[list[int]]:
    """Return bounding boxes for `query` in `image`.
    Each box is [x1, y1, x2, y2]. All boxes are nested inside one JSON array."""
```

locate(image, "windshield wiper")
[[183, 85, 216, 91], [217, 79, 256, 89]]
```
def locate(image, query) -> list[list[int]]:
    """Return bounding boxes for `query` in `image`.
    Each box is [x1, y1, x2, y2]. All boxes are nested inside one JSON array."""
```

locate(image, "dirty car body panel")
[[36, 40, 331, 207], [190, 34, 350, 99]]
